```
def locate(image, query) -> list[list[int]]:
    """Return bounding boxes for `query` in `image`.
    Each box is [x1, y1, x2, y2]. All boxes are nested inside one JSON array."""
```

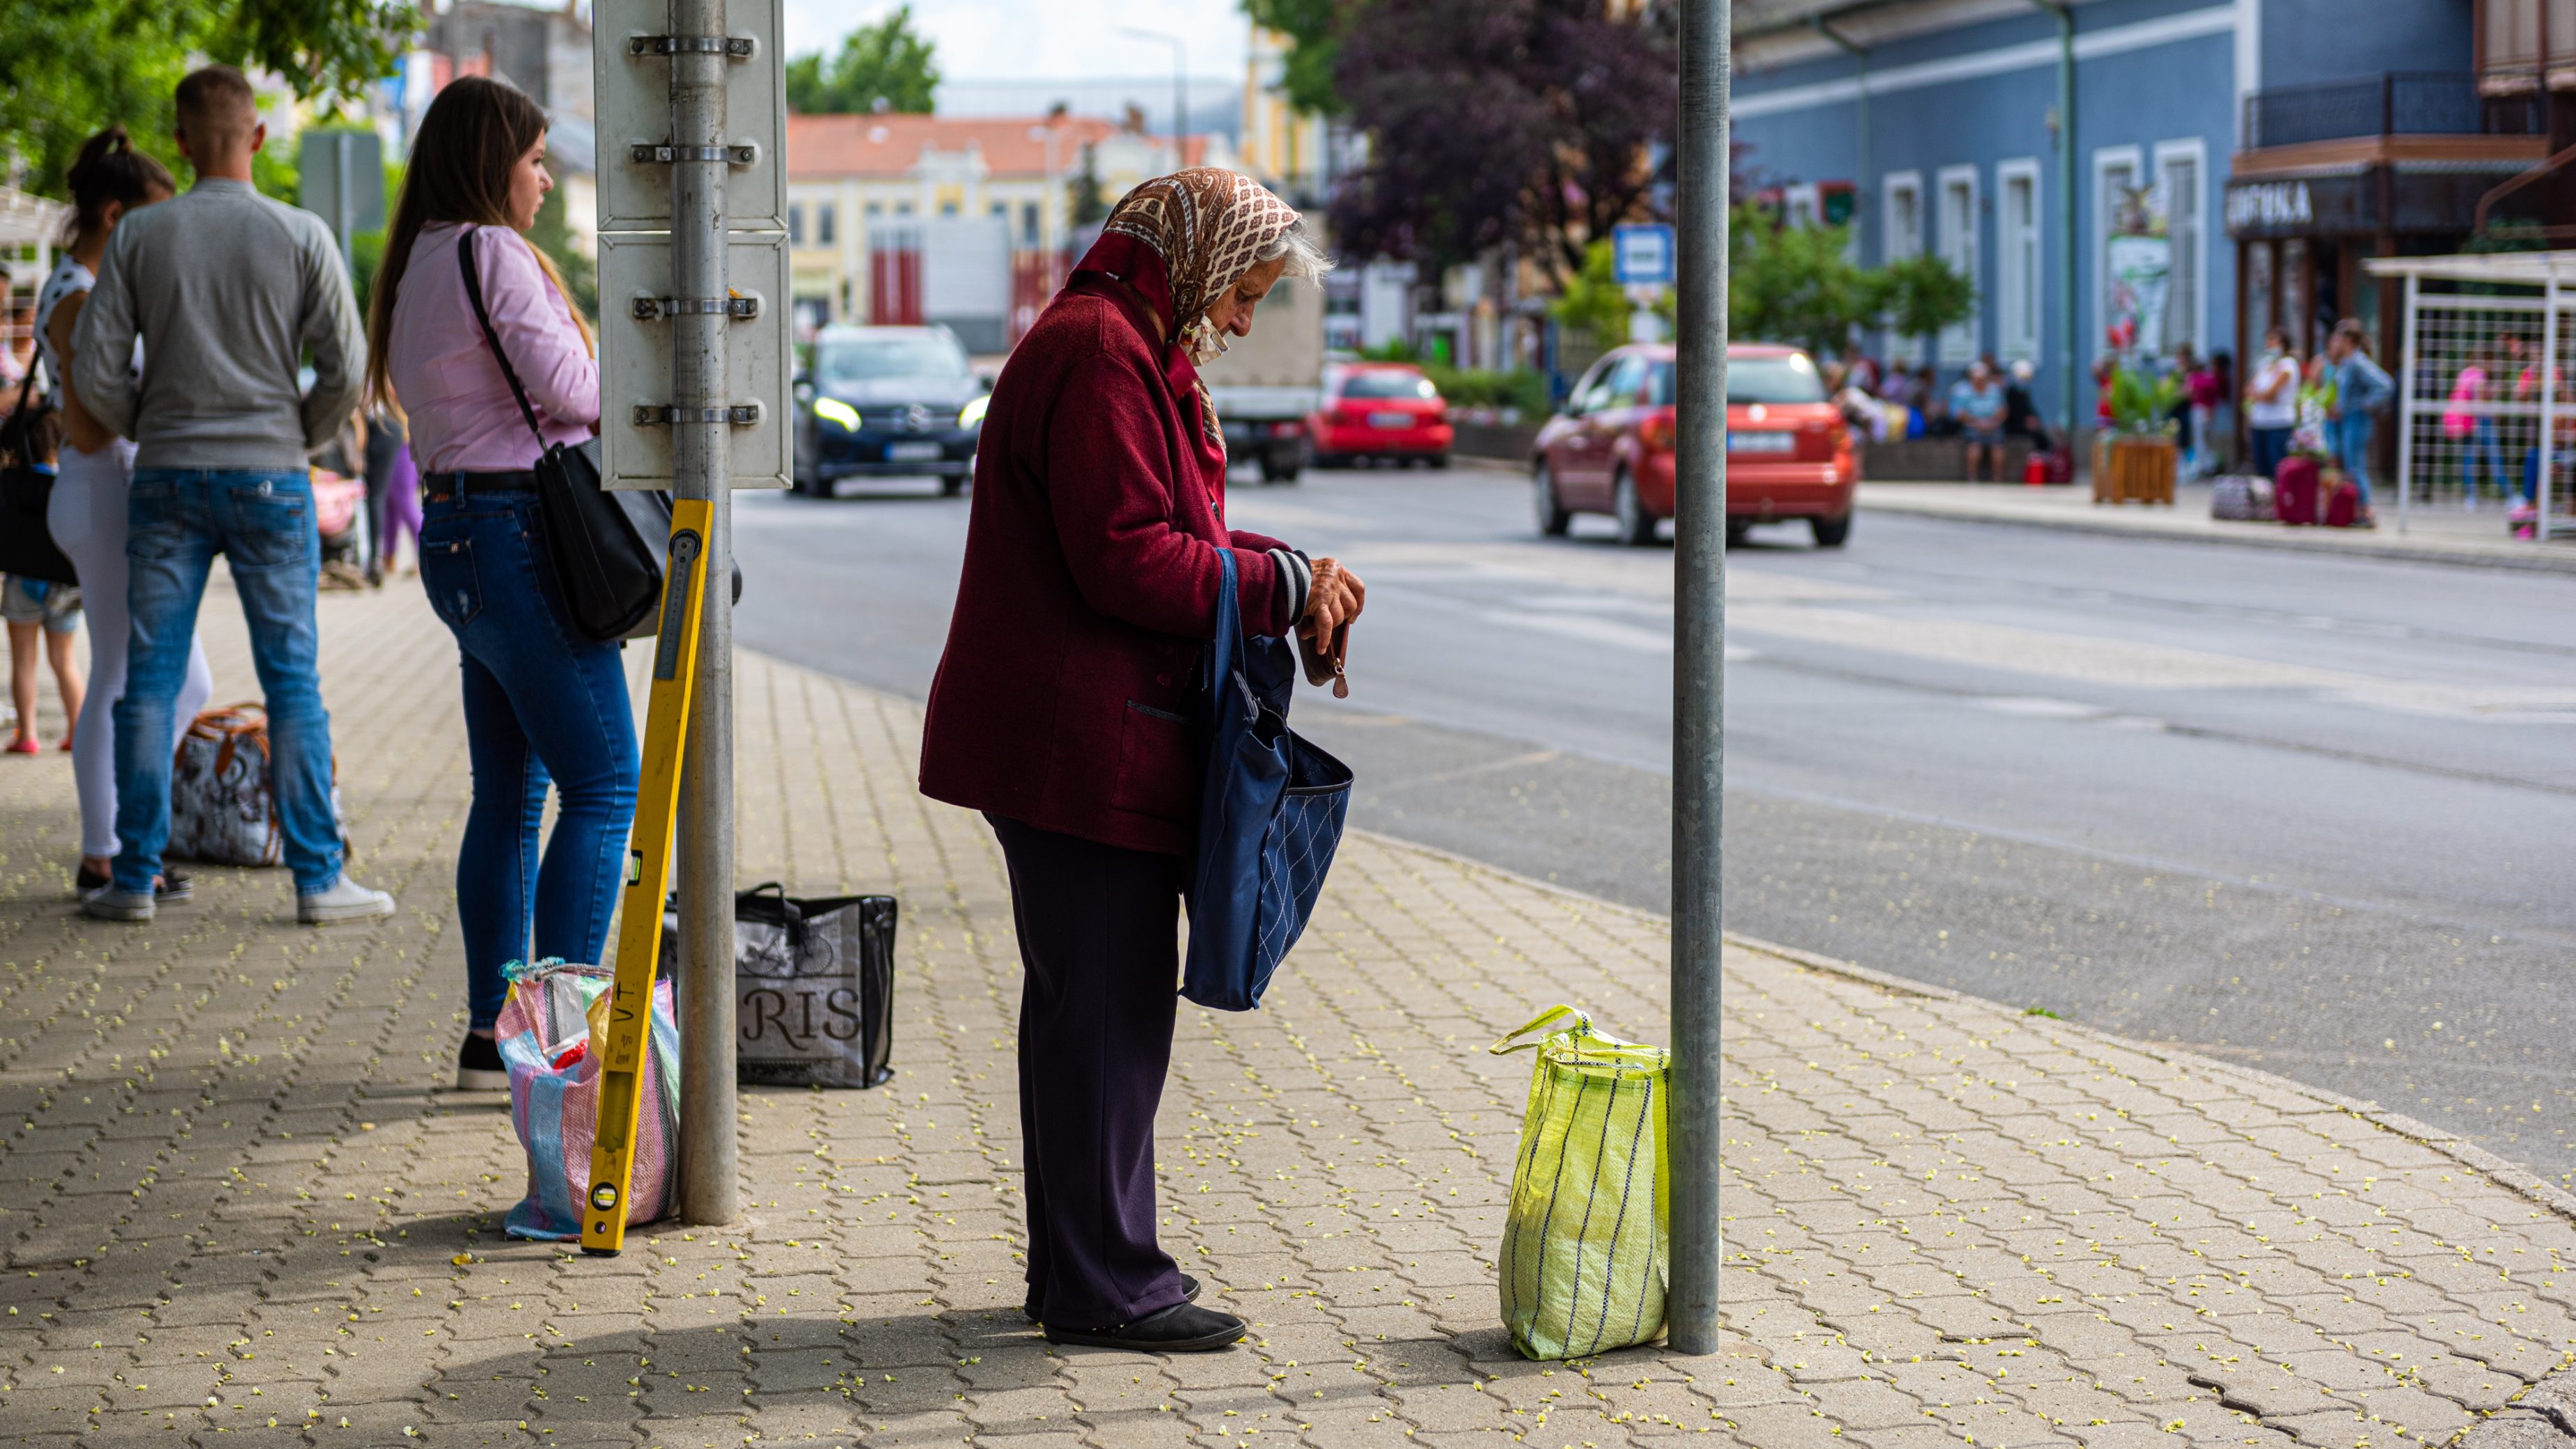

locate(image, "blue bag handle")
[[1206, 544, 1241, 711]]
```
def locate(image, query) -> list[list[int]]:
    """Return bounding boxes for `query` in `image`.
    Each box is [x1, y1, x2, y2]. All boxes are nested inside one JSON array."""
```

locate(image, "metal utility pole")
[[1668, 0, 1729, 1358], [2035, 0, 2079, 450], [1119, 26, 1188, 169], [670, 0, 738, 1227]]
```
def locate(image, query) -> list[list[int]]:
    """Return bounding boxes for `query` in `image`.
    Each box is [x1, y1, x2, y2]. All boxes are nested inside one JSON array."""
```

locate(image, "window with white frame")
[[1785, 182, 1819, 228], [1997, 160, 2040, 362], [2155, 139, 2206, 357], [1935, 165, 1979, 363], [1883, 171, 1922, 362], [2094, 146, 2143, 357]]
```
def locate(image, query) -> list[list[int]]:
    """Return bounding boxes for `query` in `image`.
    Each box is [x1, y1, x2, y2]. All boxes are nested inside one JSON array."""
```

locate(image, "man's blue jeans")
[[118, 469, 342, 894], [2335, 413, 2376, 511], [418, 489, 638, 1030]]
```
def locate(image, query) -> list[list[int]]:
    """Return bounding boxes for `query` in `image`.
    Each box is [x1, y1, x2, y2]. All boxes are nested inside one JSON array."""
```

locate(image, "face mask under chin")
[[1186, 318, 1231, 366]]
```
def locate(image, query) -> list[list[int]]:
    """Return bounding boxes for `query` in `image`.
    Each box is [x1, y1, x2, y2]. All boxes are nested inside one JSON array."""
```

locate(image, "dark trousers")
[[988, 813, 1189, 1329]]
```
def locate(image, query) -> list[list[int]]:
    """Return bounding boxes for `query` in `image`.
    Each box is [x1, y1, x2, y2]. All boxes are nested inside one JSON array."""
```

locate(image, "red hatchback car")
[[1532, 343, 1858, 547], [1307, 363, 1454, 468]]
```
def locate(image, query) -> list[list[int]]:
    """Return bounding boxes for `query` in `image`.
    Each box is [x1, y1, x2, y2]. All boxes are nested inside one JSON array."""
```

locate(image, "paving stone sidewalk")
[[6, 580, 2576, 1449]]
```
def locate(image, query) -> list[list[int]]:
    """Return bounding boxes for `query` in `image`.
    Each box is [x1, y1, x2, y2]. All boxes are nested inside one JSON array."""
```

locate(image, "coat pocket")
[[1109, 699, 1195, 823]]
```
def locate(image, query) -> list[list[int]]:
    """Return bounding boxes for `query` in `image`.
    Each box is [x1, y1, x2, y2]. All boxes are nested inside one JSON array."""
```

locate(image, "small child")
[[3, 574, 85, 753]]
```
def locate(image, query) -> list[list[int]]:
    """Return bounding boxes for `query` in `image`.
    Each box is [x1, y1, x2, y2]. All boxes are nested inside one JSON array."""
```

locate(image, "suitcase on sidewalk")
[[2273, 455, 2320, 526], [2321, 475, 2359, 528], [2209, 475, 2273, 522]]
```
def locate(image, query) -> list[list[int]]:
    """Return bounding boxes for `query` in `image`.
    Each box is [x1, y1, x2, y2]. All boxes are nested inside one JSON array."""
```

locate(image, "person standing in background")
[[372, 77, 636, 1091], [2325, 318, 2393, 528], [36, 125, 216, 896], [3, 574, 84, 755], [2245, 328, 2299, 481], [70, 65, 393, 925]]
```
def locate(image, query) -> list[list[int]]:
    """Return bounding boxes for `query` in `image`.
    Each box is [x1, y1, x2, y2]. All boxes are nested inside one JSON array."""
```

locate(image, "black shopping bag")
[[661, 884, 896, 1088]]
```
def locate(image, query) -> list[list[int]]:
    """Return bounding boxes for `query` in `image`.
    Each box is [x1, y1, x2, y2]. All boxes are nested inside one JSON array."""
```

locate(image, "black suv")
[[792, 324, 989, 497]]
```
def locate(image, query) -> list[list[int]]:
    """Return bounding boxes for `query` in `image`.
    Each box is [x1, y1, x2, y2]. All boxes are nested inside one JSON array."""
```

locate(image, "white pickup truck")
[[1200, 271, 1324, 483]]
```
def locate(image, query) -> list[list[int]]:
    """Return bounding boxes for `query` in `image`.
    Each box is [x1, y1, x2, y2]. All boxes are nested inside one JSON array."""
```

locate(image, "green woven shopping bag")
[[1490, 1005, 1671, 1360]]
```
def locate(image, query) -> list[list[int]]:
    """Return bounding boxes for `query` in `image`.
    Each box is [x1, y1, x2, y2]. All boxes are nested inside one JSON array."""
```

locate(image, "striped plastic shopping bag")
[[494, 959, 682, 1241], [1490, 1005, 1670, 1359]]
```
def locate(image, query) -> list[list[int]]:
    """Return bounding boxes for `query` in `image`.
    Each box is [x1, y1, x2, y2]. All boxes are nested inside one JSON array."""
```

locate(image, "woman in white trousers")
[[38, 127, 214, 897]]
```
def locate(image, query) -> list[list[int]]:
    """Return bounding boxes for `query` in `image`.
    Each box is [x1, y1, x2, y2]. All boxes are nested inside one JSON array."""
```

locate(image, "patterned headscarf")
[[1101, 169, 1301, 363], [1072, 169, 1301, 456]]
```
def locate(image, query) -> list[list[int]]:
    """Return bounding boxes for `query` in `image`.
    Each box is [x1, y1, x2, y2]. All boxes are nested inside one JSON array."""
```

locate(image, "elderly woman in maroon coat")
[[919, 171, 1361, 1352]]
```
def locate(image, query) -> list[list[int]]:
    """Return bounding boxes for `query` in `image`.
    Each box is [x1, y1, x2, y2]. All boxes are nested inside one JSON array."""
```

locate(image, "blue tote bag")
[[1179, 548, 1355, 1011]]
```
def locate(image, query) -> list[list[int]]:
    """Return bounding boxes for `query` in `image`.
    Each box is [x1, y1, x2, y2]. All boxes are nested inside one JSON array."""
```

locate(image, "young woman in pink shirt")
[[366, 79, 637, 1091]]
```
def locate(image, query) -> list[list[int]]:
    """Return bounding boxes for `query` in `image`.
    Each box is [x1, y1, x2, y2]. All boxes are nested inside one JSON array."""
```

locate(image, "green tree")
[[1066, 142, 1108, 228], [1727, 204, 1875, 359], [1875, 251, 1978, 364], [1240, 0, 1346, 115], [0, 0, 418, 201], [1550, 237, 1672, 352], [785, 5, 938, 115]]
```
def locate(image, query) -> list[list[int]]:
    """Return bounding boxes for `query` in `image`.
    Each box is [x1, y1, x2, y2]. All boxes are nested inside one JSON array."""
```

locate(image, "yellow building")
[[785, 111, 1235, 340]]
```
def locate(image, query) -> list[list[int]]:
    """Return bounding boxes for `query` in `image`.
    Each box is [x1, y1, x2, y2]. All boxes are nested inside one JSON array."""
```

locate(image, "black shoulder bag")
[[458, 228, 737, 641], [0, 370, 77, 586]]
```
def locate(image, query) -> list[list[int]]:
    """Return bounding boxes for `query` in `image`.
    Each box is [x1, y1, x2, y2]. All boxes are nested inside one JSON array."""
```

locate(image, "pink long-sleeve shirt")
[[388, 222, 598, 473]]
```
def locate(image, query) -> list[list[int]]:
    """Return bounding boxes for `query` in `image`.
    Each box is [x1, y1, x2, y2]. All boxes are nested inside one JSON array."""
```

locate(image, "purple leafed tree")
[[1328, 0, 1676, 285]]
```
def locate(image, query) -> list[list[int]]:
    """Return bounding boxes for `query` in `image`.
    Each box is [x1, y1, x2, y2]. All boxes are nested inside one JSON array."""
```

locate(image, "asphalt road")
[[734, 462, 2576, 1186]]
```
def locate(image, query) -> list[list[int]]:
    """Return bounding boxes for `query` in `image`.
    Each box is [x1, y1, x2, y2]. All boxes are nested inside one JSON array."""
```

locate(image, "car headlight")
[[813, 397, 861, 431], [959, 394, 991, 430]]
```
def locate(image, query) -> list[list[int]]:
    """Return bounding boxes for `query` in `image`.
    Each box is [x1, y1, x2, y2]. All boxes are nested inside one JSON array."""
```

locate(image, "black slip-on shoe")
[[455, 1033, 508, 1091], [75, 866, 191, 903], [1026, 1273, 1197, 1323], [1043, 1301, 1244, 1353]]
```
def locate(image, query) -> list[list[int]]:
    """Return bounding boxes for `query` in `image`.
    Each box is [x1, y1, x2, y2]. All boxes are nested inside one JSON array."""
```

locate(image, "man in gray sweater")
[[73, 65, 393, 926]]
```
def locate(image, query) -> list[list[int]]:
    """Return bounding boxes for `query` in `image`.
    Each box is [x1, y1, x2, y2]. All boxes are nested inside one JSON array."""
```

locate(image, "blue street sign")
[[1612, 223, 1676, 287]]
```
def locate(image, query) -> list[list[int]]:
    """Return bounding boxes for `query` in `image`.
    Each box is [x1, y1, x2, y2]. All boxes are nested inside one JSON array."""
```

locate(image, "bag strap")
[[455, 227, 548, 448], [1204, 542, 1239, 707], [1489, 1004, 1592, 1055]]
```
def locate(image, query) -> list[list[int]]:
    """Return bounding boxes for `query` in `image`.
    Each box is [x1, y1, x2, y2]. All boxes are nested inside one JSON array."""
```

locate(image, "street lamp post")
[[1118, 26, 1188, 172], [1668, 0, 1729, 1358]]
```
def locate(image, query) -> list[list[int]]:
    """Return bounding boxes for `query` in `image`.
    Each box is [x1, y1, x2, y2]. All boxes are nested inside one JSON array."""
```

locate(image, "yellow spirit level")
[[581, 498, 712, 1257]]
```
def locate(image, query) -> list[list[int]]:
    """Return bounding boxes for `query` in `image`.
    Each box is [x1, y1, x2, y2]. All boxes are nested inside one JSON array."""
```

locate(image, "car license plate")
[[885, 441, 943, 462], [1368, 412, 1413, 430], [1728, 432, 1794, 453]]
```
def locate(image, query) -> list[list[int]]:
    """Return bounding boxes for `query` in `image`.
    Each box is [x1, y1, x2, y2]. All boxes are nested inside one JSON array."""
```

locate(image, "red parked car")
[[1531, 343, 1858, 547], [1306, 363, 1454, 468]]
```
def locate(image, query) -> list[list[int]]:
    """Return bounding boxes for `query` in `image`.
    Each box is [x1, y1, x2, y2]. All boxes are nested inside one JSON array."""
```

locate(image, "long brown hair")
[[366, 77, 594, 410]]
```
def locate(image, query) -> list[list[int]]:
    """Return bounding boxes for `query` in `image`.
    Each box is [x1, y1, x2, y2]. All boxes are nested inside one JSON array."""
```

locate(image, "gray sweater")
[[72, 178, 365, 470]]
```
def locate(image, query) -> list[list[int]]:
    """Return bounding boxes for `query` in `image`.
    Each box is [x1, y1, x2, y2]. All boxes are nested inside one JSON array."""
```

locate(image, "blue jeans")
[[118, 470, 340, 894], [2464, 419, 2505, 499], [2250, 427, 2292, 481], [2334, 413, 2375, 510], [418, 489, 638, 1030]]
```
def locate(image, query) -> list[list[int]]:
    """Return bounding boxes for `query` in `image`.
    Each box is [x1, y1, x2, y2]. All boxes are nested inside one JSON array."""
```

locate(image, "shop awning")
[[2362, 250, 2576, 283]]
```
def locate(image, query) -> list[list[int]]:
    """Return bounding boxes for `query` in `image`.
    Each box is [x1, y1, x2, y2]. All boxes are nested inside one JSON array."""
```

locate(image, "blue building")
[[1729, 0, 2561, 445]]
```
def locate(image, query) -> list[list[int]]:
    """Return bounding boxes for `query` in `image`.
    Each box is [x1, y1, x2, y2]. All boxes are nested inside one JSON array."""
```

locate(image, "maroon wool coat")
[[917, 275, 1293, 857]]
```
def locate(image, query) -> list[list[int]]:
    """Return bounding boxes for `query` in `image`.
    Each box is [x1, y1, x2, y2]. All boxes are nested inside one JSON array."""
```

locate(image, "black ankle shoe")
[[455, 1033, 507, 1090], [1042, 1301, 1244, 1352], [75, 866, 191, 902], [1026, 1273, 1196, 1323]]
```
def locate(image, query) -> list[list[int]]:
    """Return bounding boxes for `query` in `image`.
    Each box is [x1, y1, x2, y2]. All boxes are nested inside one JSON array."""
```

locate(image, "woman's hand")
[[1301, 556, 1365, 641]]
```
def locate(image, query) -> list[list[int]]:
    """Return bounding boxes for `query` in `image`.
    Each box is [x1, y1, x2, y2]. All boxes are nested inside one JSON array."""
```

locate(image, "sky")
[[780, 0, 1251, 86]]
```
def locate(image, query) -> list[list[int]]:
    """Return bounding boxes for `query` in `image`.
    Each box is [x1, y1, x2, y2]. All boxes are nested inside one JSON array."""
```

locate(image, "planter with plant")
[[2094, 364, 2180, 506]]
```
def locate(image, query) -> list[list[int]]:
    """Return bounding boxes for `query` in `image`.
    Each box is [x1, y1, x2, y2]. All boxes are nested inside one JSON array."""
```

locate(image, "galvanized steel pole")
[[1667, 0, 1729, 1357], [670, 0, 738, 1225]]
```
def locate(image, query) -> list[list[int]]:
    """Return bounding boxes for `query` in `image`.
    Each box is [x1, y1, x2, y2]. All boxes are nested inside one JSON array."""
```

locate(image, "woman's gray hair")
[[1253, 219, 1335, 280]]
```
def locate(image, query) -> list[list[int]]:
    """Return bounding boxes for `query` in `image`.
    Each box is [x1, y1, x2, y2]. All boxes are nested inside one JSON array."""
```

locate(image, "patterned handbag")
[[166, 704, 344, 868]]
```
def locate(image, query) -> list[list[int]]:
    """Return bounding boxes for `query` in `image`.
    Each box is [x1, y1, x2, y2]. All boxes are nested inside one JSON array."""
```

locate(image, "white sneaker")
[[82, 888, 155, 923], [298, 875, 395, 925]]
